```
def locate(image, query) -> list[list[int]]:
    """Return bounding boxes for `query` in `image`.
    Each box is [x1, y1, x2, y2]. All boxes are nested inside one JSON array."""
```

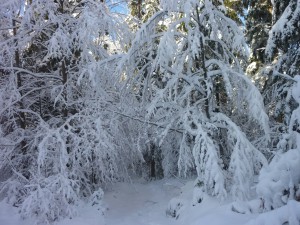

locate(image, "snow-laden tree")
[[264, 0, 300, 127], [245, 0, 272, 65], [121, 0, 270, 199], [258, 0, 300, 157], [245, 0, 272, 90], [253, 2, 300, 217], [257, 75, 300, 211], [255, 0, 300, 211], [0, 0, 141, 223]]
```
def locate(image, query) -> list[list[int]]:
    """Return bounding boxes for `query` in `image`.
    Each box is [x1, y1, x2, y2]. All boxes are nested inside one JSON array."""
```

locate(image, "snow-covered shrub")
[[89, 189, 104, 212], [166, 198, 183, 219], [192, 179, 209, 205], [257, 148, 300, 210], [245, 200, 300, 225], [20, 175, 79, 223], [90, 189, 104, 206]]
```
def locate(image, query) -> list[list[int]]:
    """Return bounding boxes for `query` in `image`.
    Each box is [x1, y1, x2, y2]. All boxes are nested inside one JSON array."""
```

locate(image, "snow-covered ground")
[[1, 179, 299, 225]]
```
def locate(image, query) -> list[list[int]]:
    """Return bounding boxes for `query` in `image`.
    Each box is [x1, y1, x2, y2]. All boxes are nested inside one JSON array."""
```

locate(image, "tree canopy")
[[0, 0, 299, 224]]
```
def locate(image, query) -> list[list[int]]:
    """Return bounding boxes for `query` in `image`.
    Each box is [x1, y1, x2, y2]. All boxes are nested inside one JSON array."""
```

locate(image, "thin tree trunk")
[[13, 18, 27, 153], [195, 7, 210, 119], [61, 60, 68, 118]]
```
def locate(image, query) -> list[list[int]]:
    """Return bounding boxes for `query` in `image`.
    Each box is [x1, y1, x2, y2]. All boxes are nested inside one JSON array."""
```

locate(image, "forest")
[[0, 0, 300, 224]]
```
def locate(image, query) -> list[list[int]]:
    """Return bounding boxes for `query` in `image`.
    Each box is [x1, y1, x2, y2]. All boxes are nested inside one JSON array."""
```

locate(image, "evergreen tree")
[[127, 0, 169, 179], [245, 0, 272, 65], [256, 0, 300, 211], [262, 0, 300, 149], [121, 0, 269, 199], [0, 0, 140, 223], [245, 0, 272, 87]]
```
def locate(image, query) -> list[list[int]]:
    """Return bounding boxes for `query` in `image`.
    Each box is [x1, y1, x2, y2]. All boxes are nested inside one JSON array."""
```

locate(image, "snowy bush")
[[89, 189, 104, 212], [257, 148, 300, 210], [245, 200, 300, 225], [257, 76, 300, 210], [192, 180, 209, 205], [20, 175, 79, 223], [166, 198, 183, 219]]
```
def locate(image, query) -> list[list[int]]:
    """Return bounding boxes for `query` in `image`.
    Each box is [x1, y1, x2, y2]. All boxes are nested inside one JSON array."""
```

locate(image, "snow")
[[257, 148, 300, 209], [245, 200, 300, 225], [292, 76, 300, 102], [0, 201, 32, 225], [3, 178, 300, 225], [103, 179, 183, 225]]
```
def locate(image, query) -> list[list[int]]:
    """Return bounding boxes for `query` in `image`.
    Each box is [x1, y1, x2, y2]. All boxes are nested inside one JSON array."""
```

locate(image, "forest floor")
[[0, 178, 282, 225], [102, 178, 256, 225]]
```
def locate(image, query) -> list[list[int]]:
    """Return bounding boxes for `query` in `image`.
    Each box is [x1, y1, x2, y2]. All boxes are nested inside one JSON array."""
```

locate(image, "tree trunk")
[[196, 7, 210, 119], [13, 18, 27, 153], [61, 60, 68, 118]]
